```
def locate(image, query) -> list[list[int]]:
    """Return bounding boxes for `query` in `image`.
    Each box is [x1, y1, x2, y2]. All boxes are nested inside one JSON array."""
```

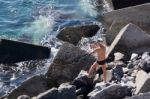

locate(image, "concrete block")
[[124, 92, 150, 99], [102, 3, 150, 45], [106, 23, 150, 60], [135, 70, 150, 94], [111, 0, 150, 9], [0, 39, 50, 63]]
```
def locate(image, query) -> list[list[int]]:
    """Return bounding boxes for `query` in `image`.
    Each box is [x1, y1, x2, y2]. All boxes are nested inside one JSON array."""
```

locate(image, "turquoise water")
[[0, 0, 103, 96], [0, 0, 98, 44]]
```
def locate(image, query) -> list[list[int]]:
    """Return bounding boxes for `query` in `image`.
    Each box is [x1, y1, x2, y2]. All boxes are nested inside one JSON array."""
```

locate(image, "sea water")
[[0, 0, 109, 96]]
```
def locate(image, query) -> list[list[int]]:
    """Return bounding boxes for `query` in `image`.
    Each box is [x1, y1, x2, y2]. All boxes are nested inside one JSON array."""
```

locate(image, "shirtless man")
[[88, 42, 107, 83]]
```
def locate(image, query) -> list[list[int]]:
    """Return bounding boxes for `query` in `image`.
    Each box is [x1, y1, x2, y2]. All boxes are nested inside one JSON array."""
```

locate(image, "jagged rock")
[[35, 84, 76, 99], [106, 23, 150, 61], [135, 70, 150, 94], [77, 95, 84, 99], [7, 75, 57, 99], [46, 43, 95, 84], [0, 39, 50, 64], [140, 52, 150, 72], [112, 64, 124, 81], [102, 3, 150, 45], [124, 92, 150, 99], [57, 25, 100, 45], [35, 88, 61, 99], [71, 70, 93, 96], [130, 53, 138, 61], [58, 83, 76, 99], [111, 0, 150, 9], [88, 84, 131, 99], [17, 95, 30, 99]]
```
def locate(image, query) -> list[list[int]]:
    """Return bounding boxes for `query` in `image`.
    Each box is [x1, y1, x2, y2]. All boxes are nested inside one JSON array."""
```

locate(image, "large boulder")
[[135, 70, 150, 94], [111, 0, 150, 9], [7, 75, 57, 99], [0, 39, 50, 64], [102, 3, 150, 45], [57, 25, 100, 45], [35, 83, 76, 99], [71, 70, 93, 96], [106, 23, 150, 61], [124, 92, 150, 99], [45, 43, 95, 84], [88, 84, 131, 99]]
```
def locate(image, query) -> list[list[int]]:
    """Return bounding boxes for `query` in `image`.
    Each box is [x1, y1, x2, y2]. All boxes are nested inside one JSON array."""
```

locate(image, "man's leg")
[[88, 61, 98, 78], [102, 64, 107, 83]]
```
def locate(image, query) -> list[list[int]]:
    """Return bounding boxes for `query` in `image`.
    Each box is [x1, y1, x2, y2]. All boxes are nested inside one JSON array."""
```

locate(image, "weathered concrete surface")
[[45, 43, 95, 84], [87, 84, 131, 99], [57, 25, 100, 45], [35, 84, 76, 99], [106, 23, 150, 61], [135, 70, 150, 94], [0, 39, 50, 64], [111, 0, 150, 9], [102, 3, 150, 45], [124, 92, 150, 99], [7, 75, 57, 99]]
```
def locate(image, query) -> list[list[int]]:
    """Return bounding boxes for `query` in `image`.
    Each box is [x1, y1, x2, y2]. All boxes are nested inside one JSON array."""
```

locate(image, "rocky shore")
[[1, 0, 150, 99]]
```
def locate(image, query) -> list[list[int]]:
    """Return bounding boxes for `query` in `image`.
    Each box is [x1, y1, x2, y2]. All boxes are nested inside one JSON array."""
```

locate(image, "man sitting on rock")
[[88, 41, 107, 83]]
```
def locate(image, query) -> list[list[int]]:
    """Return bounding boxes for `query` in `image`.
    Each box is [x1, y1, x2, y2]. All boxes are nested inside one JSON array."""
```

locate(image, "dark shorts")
[[97, 59, 106, 65]]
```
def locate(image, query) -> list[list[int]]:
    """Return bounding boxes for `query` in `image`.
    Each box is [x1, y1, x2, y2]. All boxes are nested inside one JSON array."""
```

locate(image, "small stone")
[[17, 95, 30, 99]]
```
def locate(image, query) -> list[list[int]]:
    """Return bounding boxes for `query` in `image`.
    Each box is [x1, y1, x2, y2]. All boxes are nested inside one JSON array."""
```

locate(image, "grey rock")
[[36, 88, 61, 99], [135, 70, 150, 94], [124, 92, 150, 99], [7, 75, 56, 99], [71, 70, 93, 89], [139, 52, 150, 72], [57, 25, 100, 45], [36, 84, 76, 99], [106, 23, 150, 61], [46, 43, 95, 84], [72, 70, 93, 96], [88, 84, 131, 99], [112, 63, 124, 81], [58, 84, 76, 99], [102, 3, 150, 45], [17, 95, 30, 99], [130, 53, 138, 60]]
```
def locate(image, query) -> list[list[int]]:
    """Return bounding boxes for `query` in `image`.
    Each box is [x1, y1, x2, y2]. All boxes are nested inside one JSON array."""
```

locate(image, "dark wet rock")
[[77, 95, 84, 99], [57, 25, 100, 45], [17, 95, 30, 99], [102, 4, 150, 45], [35, 84, 76, 99], [7, 75, 57, 99], [88, 84, 131, 99], [35, 88, 61, 99], [71, 70, 93, 96], [58, 83, 76, 99], [111, 0, 150, 9], [112, 62, 124, 81], [46, 43, 95, 84], [135, 70, 150, 94], [0, 39, 50, 64], [106, 23, 150, 61], [124, 92, 150, 99]]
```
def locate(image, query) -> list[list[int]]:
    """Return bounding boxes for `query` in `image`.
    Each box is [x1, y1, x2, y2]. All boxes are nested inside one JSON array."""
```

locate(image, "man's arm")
[[89, 47, 100, 55]]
